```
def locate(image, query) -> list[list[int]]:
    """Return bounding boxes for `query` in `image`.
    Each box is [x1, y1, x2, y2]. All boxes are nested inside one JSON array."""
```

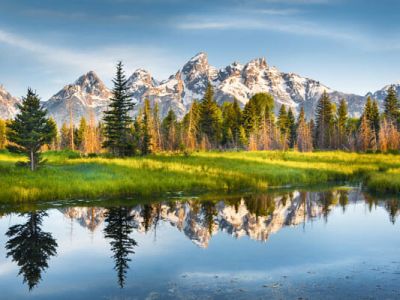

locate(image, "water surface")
[[0, 187, 399, 299]]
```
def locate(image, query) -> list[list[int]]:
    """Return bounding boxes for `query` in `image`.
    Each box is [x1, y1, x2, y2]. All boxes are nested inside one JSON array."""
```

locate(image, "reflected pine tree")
[[318, 191, 338, 221], [385, 199, 399, 224], [104, 206, 137, 288], [339, 190, 349, 212], [141, 204, 154, 233], [201, 201, 217, 234], [5, 211, 57, 290], [244, 194, 275, 218]]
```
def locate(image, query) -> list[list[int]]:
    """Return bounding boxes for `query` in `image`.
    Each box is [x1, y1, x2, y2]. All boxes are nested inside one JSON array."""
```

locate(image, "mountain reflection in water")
[[0, 187, 399, 298]]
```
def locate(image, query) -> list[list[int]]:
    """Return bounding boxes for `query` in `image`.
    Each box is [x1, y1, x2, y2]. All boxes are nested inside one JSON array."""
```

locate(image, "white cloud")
[[175, 15, 400, 52], [0, 28, 182, 97]]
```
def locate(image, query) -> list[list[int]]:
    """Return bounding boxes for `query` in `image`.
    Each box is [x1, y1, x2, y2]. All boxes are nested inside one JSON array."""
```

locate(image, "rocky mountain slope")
[[2, 53, 400, 124], [126, 52, 366, 119], [60, 189, 364, 248], [0, 85, 20, 120], [43, 71, 112, 125], [366, 82, 400, 109]]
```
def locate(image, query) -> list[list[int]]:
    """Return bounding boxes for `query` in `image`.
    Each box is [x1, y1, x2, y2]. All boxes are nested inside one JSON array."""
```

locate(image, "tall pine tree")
[[383, 85, 399, 126], [103, 62, 134, 156], [315, 91, 334, 149], [199, 83, 222, 147], [7, 89, 55, 171], [337, 99, 348, 149]]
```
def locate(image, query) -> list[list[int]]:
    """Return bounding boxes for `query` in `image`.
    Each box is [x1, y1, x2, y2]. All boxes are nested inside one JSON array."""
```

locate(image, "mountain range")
[[1, 52, 399, 124], [59, 189, 367, 248]]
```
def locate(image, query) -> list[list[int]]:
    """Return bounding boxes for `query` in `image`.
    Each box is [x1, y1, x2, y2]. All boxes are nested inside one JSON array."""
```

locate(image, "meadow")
[[0, 150, 399, 203]]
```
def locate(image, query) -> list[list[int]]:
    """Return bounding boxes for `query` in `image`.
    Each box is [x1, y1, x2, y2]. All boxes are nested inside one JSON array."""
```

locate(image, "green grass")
[[0, 149, 399, 203]]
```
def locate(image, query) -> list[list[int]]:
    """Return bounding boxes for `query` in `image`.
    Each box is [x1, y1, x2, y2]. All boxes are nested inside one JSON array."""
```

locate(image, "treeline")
[[1, 62, 400, 170], [32, 83, 400, 155]]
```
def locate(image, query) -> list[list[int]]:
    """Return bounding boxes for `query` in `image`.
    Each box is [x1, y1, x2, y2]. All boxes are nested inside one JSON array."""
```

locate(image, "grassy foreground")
[[0, 150, 399, 203]]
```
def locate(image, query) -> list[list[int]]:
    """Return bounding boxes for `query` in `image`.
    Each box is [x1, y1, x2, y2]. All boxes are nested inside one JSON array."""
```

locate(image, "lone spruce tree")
[[7, 89, 55, 171], [103, 62, 133, 156]]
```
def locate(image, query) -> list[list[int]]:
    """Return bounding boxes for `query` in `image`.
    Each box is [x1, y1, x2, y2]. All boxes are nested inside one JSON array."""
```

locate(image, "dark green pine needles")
[[103, 62, 134, 157], [7, 88, 56, 171]]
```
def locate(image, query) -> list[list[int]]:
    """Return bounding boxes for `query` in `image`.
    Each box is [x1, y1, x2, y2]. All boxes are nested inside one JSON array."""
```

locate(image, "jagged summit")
[[43, 72, 112, 125], [2, 52, 398, 123]]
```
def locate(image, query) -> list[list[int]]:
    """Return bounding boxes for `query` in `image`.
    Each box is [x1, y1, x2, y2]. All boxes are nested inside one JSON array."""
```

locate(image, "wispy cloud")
[[176, 17, 355, 40], [0, 28, 181, 97], [22, 9, 140, 22], [175, 15, 400, 51], [254, 8, 301, 15]]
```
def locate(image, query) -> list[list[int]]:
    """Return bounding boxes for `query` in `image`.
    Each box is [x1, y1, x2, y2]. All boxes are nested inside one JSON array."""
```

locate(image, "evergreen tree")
[[383, 85, 399, 126], [6, 211, 57, 290], [296, 107, 313, 152], [242, 93, 274, 137], [315, 91, 334, 149], [337, 99, 348, 149], [287, 108, 296, 148], [47, 118, 58, 150], [7, 89, 56, 171], [363, 96, 373, 123], [199, 84, 222, 147], [371, 100, 380, 134], [151, 103, 162, 151], [277, 105, 288, 136], [162, 109, 178, 151], [182, 101, 200, 150], [103, 62, 134, 157], [140, 99, 152, 155], [60, 123, 71, 150], [0, 119, 7, 149], [76, 117, 87, 151], [221, 101, 242, 147]]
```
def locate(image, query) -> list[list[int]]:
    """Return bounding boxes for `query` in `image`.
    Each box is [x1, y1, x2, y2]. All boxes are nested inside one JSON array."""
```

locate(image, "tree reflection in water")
[[104, 206, 137, 288], [5, 211, 57, 290], [2, 188, 399, 290]]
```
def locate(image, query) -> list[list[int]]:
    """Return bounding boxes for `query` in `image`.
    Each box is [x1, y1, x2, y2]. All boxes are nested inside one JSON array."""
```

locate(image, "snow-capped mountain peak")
[[43, 71, 112, 125]]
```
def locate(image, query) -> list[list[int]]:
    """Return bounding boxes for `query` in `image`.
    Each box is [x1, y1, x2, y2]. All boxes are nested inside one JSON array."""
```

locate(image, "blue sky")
[[0, 0, 399, 100]]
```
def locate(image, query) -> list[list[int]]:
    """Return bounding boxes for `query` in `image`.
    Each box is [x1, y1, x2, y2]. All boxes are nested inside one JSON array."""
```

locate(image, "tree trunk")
[[30, 149, 35, 171]]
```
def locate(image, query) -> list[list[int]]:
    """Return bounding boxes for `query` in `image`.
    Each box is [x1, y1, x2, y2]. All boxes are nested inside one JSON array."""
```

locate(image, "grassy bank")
[[0, 150, 399, 203]]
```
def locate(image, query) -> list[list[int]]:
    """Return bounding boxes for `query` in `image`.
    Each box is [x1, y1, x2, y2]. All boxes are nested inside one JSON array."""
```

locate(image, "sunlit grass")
[[0, 149, 399, 203]]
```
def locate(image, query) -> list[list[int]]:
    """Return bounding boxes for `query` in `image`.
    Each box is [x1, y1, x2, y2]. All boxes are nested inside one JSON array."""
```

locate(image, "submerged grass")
[[0, 150, 399, 203]]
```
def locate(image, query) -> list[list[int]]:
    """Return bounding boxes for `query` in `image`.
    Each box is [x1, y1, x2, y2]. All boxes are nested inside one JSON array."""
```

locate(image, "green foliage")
[[6, 89, 55, 171], [287, 108, 296, 147], [277, 104, 288, 135], [102, 62, 134, 157], [199, 84, 222, 146], [221, 99, 242, 148], [242, 93, 274, 136], [76, 117, 87, 149], [383, 85, 399, 125], [140, 99, 152, 155], [315, 91, 334, 149]]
